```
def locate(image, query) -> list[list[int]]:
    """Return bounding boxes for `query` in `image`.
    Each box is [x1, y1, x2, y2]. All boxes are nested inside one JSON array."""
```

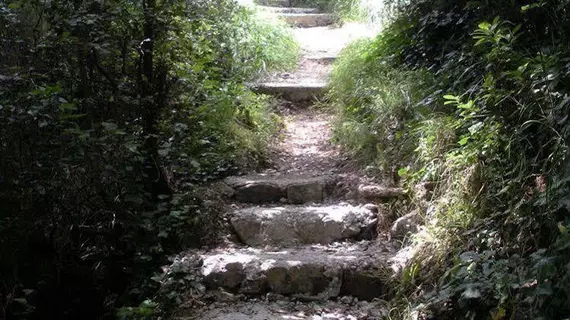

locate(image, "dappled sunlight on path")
[[270, 108, 340, 175]]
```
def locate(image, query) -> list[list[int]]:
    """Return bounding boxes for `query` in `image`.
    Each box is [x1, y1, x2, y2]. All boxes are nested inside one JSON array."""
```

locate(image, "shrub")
[[329, 0, 570, 318], [0, 0, 292, 318]]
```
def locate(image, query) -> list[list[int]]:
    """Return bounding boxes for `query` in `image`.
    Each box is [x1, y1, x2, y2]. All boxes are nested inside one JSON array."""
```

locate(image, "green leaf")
[[478, 22, 491, 30], [8, 2, 21, 9], [558, 222, 568, 234]]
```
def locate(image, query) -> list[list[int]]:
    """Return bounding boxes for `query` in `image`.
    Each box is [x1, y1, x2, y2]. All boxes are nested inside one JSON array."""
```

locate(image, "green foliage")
[[329, 0, 570, 318], [289, 0, 364, 21], [247, 11, 300, 72], [0, 0, 289, 318], [328, 37, 435, 174]]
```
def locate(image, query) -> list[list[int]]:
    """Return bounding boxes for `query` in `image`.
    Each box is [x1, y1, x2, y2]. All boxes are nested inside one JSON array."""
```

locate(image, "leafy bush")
[[329, 0, 570, 318], [0, 0, 292, 318]]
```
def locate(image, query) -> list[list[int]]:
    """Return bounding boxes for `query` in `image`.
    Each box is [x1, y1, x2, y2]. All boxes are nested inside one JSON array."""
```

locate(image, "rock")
[[211, 289, 241, 302], [230, 204, 378, 247], [391, 210, 422, 240], [205, 259, 246, 290], [358, 184, 404, 202], [234, 182, 284, 204], [198, 243, 391, 299], [340, 269, 385, 300], [213, 181, 235, 198], [224, 175, 335, 204], [191, 299, 382, 320], [414, 181, 436, 201], [278, 13, 336, 28], [265, 292, 286, 302], [253, 82, 327, 102], [287, 180, 324, 204], [362, 203, 378, 214], [339, 296, 354, 304]]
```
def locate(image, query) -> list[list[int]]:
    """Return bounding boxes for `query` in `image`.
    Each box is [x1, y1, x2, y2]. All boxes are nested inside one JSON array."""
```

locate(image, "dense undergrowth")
[[0, 0, 296, 318], [329, 0, 570, 318]]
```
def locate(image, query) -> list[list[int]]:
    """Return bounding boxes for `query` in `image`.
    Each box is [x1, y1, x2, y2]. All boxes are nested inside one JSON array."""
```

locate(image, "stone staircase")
[[179, 2, 398, 319]]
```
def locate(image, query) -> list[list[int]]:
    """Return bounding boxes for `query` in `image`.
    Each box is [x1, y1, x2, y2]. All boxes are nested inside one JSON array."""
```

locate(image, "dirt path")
[[269, 108, 339, 175]]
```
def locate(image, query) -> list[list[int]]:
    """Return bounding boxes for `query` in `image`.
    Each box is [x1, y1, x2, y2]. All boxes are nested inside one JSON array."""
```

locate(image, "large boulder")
[[230, 204, 378, 247]]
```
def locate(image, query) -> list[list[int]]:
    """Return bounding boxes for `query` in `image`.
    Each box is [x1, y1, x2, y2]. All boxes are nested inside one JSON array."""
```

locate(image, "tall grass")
[[251, 13, 300, 73], [328, 37, 434, 173]]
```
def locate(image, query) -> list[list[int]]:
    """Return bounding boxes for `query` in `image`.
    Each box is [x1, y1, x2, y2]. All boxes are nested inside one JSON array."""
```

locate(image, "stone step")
[[198, 242, 394, 300], [187, 299, 388, 319], [306, 53, 337, 64], [224, 174, 335, 204], [279, 13, 336, 28], [258, 6, 320, 14], [253, 82, 327, 102], [230, 203, 378, 247], [256, 0, 290, 6]]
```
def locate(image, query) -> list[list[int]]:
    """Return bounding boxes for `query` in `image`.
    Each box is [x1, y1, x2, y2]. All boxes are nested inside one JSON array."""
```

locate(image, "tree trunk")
[[141, 0, 171, 202]]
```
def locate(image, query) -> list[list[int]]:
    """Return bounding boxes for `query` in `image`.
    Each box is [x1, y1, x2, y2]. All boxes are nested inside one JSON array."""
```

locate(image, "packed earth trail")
[[175, 3, 414, 319]]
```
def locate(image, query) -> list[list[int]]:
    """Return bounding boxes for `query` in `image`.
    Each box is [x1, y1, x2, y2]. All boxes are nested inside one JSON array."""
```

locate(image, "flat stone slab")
[[253, 82, 327, 102], [258, 6, 320, 14], [279, 13, 336, 28], [305, 53, 337, 63], [357, 184, 405, 202], [187, 299, 389, 320], [224, 175, 335, 204], [198, 242, 393, 300], [230, 204, 378, 246]]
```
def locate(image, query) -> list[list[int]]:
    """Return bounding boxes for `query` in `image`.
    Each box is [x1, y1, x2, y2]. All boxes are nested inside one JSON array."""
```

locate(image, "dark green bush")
[[0, 0, 290, 318], [329, 0, 570, 318]]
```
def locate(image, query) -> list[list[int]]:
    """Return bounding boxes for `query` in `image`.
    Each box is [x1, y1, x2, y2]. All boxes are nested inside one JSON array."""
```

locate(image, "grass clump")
[[247, 10, 300, 73], [329, 36, 435, 176]]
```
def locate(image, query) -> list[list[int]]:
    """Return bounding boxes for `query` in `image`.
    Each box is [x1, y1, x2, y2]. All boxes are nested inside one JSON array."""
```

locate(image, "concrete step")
[[187, 299, 388, 319], [229, 203, 378, 247], [198, 242, 394, 300], [256, 0, 290, 6], [258, 6, 320, 14], [279, 13, 336, 28], [306, 53, 337, 64], [253, 82, 327, 102], [224, 174, 336, 204]]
